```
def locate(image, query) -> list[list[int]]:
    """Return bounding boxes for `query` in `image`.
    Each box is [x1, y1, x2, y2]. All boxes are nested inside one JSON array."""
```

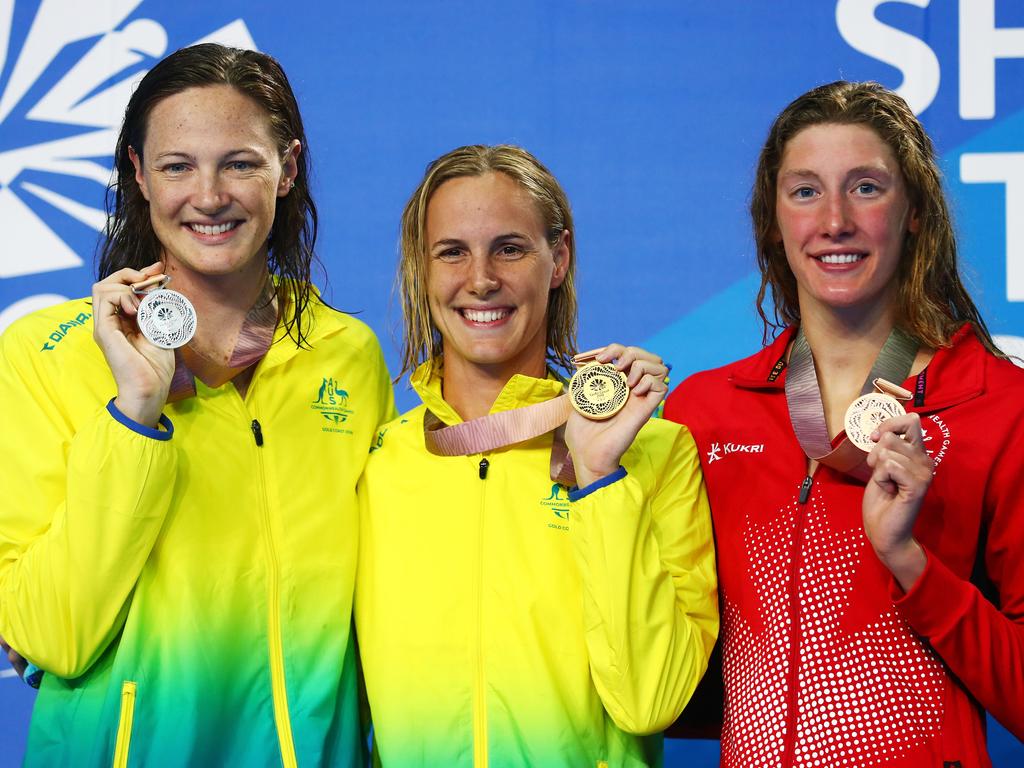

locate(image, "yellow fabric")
[[0, 292, 395, 767], [355, 363, 718, 767]]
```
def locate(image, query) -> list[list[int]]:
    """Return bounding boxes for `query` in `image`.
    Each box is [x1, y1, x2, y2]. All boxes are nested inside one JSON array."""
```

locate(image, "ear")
[[128, 146, 149, 201], [550, 229, 571, 289], [907, 206, 920, 235], [278, 139, 301, 198]]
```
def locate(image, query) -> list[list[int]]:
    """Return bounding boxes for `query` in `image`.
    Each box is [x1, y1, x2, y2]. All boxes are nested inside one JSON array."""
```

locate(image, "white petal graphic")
[[29, 18, 167, 126], [192, 19, 258, 50], [22, 180, 107, 229], [0, 127, 117, 185], [0, 0, 144, 122], [0, 0, 14, 77], [0, 186, 84, 276]]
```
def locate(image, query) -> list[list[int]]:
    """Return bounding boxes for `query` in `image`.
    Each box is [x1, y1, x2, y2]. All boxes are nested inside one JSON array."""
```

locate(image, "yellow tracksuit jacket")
[[355, 364, 718, 767], [0, 292, 394, 767]]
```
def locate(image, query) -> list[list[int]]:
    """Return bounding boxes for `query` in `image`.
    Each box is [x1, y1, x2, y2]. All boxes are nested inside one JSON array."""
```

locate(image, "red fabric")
[[664, 324, 1024, 768]]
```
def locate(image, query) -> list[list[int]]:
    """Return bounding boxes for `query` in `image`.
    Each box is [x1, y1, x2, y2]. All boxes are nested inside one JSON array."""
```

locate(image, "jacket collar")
[[259, 285, 349, 373], [410, 362, 565, 427], [728, 323, 986, 411]]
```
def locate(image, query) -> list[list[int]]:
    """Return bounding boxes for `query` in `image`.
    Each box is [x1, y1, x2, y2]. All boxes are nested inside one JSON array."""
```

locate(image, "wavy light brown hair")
[[751, 80, 998, 353], [397, 144, 577, 380], [99, 43, 321, 346]]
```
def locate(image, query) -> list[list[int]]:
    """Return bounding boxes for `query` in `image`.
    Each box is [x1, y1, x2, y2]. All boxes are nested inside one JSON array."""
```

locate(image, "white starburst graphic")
[[0, 0, 256, 282]]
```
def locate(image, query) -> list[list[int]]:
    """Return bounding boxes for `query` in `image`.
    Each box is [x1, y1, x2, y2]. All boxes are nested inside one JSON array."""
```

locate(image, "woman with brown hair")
[[666, 81, 1024, 766], [0, 44, 393, 766]]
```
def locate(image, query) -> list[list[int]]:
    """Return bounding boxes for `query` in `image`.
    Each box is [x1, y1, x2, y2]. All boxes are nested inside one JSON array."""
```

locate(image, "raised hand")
[[92, 262, 175, 427], [862, 411, 933, 591], [564, 343, 669, 488]]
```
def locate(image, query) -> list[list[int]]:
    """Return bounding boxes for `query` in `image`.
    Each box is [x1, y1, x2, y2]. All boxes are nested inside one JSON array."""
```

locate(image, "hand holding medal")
[[564, 343, 670, 487], [91, 262, 179, 427]]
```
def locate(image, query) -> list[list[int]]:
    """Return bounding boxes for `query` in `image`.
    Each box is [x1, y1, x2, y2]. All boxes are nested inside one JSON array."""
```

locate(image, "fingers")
[[92, 262, 163, 332], [872, 411, 924, 447], [578, 344, 668, 390], [867, 431, 934, 499]]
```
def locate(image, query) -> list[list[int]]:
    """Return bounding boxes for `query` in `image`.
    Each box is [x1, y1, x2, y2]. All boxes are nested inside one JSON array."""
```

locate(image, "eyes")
[[434, 243, 530, 262], [158, 157, 265, 175], [788, 181, 884, 200]]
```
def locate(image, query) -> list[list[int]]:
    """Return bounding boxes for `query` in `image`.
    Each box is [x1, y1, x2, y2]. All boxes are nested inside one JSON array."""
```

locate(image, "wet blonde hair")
[[397, 144, 577, 380]]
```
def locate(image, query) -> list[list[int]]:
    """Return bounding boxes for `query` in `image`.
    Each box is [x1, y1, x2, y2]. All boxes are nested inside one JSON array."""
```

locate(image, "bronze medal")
[[569, 362, 629, 420], [843, 392, 906, 452]]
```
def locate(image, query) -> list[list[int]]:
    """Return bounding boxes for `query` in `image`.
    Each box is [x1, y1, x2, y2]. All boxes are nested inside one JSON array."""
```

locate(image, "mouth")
[[459, 307, 512, 324], [814, 252, 866, 265], [186, 221, 241, 236]]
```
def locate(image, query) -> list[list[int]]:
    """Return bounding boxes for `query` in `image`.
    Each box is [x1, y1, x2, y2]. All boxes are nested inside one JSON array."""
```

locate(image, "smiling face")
[[774, 122, 918, 321], [425, 172, 570, 382], [130, 84, 299, 284]]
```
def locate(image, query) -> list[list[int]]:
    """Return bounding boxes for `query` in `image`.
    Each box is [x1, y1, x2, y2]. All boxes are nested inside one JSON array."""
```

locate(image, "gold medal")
[[569, 362, 629, 420], [842, 378, 913, 452]]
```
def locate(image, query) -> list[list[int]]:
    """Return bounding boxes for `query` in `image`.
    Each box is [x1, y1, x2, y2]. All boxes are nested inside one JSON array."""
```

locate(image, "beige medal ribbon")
[[422, 349, 631, 485], [786, 328, 919, 482]]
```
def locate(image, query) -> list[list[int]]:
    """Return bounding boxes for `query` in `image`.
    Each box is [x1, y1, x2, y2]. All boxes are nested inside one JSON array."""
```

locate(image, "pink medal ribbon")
[[785, 327, 918, 481], [422, 350, 631, 486]]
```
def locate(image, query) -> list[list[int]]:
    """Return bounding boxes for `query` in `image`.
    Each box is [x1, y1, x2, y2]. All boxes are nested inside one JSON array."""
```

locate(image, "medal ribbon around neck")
[[422, 351, 632, 486], [130, 275, 278, 402], [785, 326, 918, 481]]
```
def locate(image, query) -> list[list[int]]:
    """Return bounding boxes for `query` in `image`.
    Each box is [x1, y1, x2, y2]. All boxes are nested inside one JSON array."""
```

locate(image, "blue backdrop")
[[1, 0, 1022, 764]]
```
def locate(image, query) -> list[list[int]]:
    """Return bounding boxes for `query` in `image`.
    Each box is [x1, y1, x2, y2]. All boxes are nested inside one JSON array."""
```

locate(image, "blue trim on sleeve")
[[569, 465, 627, 502], [23, 662, 43, 689], [106, 398, 173, 441]]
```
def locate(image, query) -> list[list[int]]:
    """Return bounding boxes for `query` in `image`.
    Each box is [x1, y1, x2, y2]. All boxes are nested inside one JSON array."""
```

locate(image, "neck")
[[164, 259, 273, 358], [799, 300, 897, 380], [440, 352, 548, 422]]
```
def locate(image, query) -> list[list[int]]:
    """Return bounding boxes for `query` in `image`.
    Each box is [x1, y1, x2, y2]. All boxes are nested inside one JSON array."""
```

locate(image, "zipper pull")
[[251, 419, 264, 446], [478, 458, 489, 480], [798, 475, 813, 504]]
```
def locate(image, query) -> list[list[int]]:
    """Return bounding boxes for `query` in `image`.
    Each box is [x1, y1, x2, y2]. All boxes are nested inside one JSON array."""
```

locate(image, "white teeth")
[[819, 253, 864, 264], [463, 308, 509, 323], [189, 222, 237, 235]]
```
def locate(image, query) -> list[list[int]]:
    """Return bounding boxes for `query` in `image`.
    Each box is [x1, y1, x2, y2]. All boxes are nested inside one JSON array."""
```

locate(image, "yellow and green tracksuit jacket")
[[0, 292, 394, 767], [355, 364, 718, 767]]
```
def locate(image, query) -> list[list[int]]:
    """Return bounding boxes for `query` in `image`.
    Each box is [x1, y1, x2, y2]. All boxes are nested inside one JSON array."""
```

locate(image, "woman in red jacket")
[[665, 81, 1024, 767]]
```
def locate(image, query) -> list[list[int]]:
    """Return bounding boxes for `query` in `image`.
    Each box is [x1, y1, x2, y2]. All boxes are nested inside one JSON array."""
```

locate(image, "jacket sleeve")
[[570, 423, 719, 734], [0, 323, 177, 679], [893, 415, 1024, 739]]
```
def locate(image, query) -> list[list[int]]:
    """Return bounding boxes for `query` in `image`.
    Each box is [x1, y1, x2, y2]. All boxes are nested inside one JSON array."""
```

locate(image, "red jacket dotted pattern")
[[664, 324, 1024, 768]]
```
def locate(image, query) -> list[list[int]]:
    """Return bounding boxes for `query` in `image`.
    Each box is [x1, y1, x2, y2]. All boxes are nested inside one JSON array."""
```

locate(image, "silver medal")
[[136, 288, 197, 349]]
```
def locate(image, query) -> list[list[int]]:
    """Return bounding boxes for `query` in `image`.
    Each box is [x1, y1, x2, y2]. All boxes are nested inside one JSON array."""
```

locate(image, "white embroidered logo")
[[707, 441, 765, 464], [920, 415, 951, 471]]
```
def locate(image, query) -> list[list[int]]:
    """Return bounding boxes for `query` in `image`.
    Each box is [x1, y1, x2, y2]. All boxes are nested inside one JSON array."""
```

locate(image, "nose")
[[822, 192, 854, 238], [192, 169, 230, 214], [467, 253, 500, 296]]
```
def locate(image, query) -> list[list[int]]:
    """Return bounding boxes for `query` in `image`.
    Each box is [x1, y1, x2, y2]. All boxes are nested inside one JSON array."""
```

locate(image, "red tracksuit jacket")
[[665, 324, 1024, 768]]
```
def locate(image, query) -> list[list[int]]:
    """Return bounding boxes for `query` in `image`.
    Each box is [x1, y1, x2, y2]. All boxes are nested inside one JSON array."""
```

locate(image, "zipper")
[[251, 413, 298, 768], [112, 681, 137, 768], [782, 466, 816, 765], [251, 419, 264, 446], [473, 455, 489, 767]]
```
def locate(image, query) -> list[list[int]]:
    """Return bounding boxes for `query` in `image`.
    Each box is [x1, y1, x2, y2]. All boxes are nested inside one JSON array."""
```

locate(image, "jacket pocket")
[[112, 681, 137, 768]]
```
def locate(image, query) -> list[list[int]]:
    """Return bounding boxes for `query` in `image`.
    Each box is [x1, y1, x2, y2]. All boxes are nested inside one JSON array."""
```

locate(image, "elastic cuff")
[[106, 398, 173, 441], [569, 466, 627, 502]]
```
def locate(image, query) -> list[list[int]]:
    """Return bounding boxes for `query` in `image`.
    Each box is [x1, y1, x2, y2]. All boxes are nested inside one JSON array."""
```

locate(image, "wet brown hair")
[[751, 80, 999, 354]]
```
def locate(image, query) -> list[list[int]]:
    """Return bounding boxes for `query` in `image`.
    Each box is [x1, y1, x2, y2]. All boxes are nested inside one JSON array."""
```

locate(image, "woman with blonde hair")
[[355, 144, 718, 766]]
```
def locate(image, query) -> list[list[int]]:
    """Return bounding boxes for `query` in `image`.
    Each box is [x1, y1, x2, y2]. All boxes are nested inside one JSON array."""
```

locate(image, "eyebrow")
[[429, 232, 531, 250], [780, 164, 893, 180], [151, 147, 265, 163]]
